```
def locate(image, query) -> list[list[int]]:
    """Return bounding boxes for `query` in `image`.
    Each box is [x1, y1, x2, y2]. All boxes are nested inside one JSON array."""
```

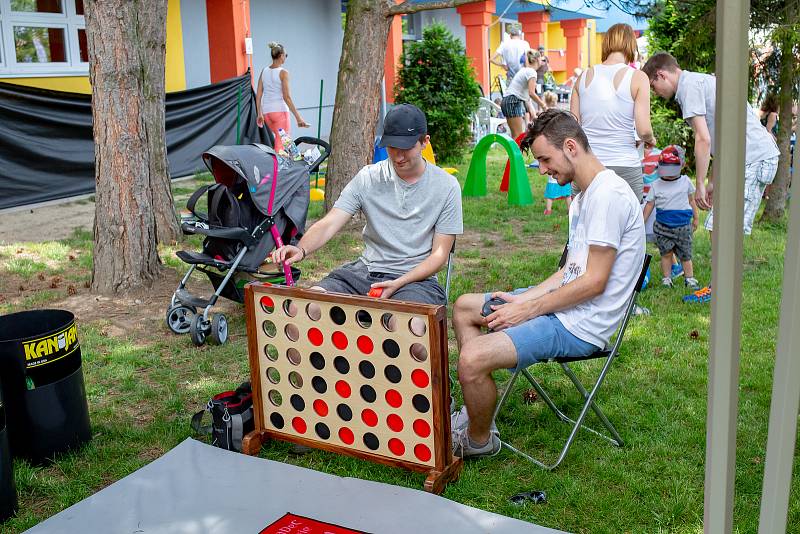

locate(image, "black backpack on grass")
[[191, 381, 254, 452]]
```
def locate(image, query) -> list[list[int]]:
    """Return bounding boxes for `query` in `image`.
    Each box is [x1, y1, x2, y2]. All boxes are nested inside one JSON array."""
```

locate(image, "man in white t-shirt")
[[450, 109, 645, 459], [643, 52, 780, 303], [490, 26, 529, 81]]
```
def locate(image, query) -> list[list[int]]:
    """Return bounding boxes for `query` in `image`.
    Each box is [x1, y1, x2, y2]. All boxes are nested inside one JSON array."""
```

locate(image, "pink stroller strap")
[[264, 155, 294, 286]]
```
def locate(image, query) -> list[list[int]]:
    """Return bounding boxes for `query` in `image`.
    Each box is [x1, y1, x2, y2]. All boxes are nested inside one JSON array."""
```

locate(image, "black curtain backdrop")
[[0, 72, 271, 210]]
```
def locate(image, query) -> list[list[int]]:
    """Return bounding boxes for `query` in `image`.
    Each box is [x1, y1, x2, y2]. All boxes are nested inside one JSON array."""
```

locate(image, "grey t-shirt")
[[675, 70, 779, 165], [333, 159, 463, 275]]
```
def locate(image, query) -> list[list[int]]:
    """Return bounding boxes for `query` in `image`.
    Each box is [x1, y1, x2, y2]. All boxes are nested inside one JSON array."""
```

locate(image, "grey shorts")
[[500, 95, 526, 118], [572, 165, 644, 201], [315, 260, 446, 305], [654, 221, 693, 262]]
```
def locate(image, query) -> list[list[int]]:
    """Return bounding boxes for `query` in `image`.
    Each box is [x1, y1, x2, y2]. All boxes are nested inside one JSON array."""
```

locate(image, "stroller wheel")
[[166, 305, 196, 335], [190, 315, 208, 346], [209, 314, 229, 345]]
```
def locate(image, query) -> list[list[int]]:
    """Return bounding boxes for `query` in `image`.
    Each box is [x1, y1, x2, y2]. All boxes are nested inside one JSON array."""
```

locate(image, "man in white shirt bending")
[[450, 109, 645, 459], [490, 26, 529, 81]]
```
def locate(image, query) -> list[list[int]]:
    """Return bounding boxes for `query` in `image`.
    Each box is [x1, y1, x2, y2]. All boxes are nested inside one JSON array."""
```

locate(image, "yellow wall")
[[0, 0, 187, 94], [547, 21, 566, 50], [488, 17, 504, 90]]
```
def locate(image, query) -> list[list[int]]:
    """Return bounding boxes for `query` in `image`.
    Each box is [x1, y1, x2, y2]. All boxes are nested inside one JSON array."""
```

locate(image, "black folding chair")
[[491, 252, 652, 470]]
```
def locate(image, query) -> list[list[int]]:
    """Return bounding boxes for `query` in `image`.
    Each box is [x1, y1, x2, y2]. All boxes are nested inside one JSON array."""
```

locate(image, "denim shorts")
[[484, 290, 599, 371]]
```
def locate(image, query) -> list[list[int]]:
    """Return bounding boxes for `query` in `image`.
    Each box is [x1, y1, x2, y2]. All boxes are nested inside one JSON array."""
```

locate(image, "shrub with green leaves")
[[395, 23, 480, 164]]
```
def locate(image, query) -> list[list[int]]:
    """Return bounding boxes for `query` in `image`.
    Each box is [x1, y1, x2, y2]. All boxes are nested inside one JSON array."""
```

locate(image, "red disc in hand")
[[368, 287, 383, 298]]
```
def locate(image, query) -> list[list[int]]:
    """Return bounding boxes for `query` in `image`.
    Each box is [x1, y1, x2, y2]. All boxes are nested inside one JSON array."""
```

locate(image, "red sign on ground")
[[261, 512, 368, 534]]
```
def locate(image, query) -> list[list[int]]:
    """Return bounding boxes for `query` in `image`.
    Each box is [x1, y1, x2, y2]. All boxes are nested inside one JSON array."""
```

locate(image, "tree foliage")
[[646, 0, 716, 73], [394, 23, 480, 163]]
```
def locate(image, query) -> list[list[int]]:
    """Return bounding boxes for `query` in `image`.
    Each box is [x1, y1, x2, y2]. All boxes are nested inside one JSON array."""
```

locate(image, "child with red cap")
[[643, 145, 701, 292]]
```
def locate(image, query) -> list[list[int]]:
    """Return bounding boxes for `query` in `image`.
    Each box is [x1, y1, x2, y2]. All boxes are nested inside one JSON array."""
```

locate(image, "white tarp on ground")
[[25, 438, 568, 534]]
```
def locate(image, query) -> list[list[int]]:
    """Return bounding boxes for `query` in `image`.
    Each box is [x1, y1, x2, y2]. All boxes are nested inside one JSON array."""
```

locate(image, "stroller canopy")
[[202, 144, 310, 235]]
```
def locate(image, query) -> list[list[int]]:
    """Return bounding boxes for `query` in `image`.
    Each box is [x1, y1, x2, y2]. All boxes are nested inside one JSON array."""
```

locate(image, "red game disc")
[[313, 399, 329, 417], [260, 296, 274, 311], [386, 414, 404, 432], [361, 409, 378, 427], [339, 427, 354, 445], [292, 417, 307, 434], [414, 444, 432, 462], [356, 335, 374, 355], [335, 380, 351, 398], [308, 327, 323, 346], [332, 331, 348, 350], [368, 287, 383, 298], [388, 438, 405, 456], [413, 419, 431, 438], [385, 389, 402, 408], [411, 369, 429, 388]]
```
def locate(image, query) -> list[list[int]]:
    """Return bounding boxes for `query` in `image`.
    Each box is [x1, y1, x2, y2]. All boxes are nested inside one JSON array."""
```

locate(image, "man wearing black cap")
[[271, 104, 462, 305]]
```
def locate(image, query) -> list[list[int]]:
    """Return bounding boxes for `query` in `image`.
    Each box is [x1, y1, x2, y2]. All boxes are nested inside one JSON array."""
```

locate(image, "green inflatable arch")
[[463, 134, 532, 206]]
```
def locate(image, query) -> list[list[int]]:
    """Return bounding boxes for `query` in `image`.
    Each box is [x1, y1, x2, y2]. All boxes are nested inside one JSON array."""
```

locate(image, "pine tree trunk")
[[324, 0, 394, 211], [760, 9, 798, 222], [85, 0, 174, 294]]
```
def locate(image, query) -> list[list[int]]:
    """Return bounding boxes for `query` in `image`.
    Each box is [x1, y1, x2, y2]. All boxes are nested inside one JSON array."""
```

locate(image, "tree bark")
[[325, 0, 483, 211], [85, 0, 176, 294], [760, 13, 798, 222]]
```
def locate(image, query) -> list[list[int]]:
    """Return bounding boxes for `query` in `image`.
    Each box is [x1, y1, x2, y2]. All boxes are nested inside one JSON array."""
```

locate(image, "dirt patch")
[[49, 268, 240, 339]]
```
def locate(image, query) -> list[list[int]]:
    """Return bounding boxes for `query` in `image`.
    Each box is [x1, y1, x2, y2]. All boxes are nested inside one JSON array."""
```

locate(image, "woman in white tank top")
[[570, 23, 655, 200], [256, 42, 309, 152]]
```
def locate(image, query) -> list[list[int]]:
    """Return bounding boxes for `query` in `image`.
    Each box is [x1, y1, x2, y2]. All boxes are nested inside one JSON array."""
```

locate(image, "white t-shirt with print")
[[555, 169, 645, 348]]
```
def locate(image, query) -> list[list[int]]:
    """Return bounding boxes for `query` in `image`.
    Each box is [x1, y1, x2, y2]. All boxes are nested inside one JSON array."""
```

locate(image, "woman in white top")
[[570, 23, 655, 200], [500, 50, 549, 139], [256, 42, 309, 152]]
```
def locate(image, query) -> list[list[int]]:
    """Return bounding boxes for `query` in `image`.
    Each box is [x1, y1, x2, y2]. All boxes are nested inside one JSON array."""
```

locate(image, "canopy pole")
[[704, 0, 749, 531]]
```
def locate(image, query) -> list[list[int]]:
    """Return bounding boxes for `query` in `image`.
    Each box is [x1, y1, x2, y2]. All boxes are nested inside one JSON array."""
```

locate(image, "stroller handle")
[[294, 136, 331, 174]]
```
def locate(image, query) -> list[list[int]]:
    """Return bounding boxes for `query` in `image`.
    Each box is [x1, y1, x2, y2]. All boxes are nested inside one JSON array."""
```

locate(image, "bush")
[[395, 23, 480, 164]]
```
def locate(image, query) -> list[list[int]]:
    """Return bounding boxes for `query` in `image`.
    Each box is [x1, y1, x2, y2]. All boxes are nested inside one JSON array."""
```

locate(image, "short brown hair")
[[602, 23, 637, 64], [520, 109, 590, 153], [642, 52, 680, 80]]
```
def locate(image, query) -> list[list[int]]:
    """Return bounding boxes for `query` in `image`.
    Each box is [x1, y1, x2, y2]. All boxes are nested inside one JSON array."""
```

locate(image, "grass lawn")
[[0, 148, 798, 533]]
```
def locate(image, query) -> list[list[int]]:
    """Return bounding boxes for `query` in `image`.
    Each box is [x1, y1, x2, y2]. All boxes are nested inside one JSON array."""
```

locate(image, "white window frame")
[[0, 0, 88, 77]]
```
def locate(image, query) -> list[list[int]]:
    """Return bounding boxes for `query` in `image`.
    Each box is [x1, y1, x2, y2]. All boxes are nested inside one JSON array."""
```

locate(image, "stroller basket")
[[166, 140, 328, 346]]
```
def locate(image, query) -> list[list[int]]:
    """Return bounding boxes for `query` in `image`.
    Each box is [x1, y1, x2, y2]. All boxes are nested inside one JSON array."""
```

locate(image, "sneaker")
[[685, 277, 700, 290], [450, 405, 498, 436], [543, 209, 552, 216], [683, 285, 712, 303], [452, 426, 501, 459], [671, 263, 685, 279], [661, 277, 673, 288]]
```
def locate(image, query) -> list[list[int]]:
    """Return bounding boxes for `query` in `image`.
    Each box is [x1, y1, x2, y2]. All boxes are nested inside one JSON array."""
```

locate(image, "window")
[[0, 0, 87, 76]]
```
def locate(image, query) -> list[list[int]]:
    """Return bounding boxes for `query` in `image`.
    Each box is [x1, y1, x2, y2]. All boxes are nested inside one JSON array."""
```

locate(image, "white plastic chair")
[[472, 97, 507, 143]]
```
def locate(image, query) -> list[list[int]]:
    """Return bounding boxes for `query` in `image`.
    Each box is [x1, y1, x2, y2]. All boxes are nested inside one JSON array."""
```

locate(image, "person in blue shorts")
[[450, 110, 645, 459]]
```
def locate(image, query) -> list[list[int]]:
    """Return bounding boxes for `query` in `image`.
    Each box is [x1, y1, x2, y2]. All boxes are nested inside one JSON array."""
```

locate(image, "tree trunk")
[[324, 0, 394, 211], [85, 0, 175, 294], [760, 8, 798, 222]]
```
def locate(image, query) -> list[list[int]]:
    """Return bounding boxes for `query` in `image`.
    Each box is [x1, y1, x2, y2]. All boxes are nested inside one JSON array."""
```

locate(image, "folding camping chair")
[[491, 251, 652, 470]]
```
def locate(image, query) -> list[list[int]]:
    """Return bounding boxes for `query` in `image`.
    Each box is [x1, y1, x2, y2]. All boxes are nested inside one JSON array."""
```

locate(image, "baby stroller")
[[166, 139, 329, 346]]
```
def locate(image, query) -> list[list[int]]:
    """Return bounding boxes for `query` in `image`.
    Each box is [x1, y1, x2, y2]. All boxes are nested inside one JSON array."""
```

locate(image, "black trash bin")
[[0, 382, 16, 522], [0, 310, 91, 463]]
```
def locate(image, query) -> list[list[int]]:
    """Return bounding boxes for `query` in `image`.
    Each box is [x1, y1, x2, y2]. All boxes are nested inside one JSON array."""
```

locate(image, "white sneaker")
[[661, 277, 673, 288], [451, 427, 501, 459], [450, 405, 498, 435]]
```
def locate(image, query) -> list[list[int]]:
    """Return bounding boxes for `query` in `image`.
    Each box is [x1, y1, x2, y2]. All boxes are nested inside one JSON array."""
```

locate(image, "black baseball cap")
[[378, 104, 427, 149]]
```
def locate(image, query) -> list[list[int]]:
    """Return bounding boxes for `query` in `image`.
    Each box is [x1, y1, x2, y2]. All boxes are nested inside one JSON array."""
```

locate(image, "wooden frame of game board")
[[242, 283, 463, 494]]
